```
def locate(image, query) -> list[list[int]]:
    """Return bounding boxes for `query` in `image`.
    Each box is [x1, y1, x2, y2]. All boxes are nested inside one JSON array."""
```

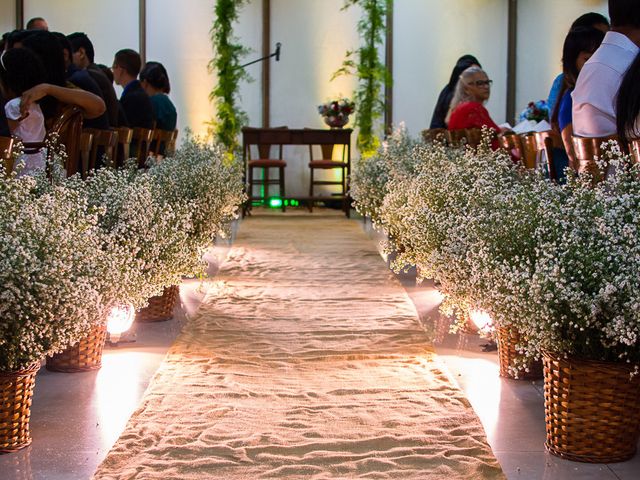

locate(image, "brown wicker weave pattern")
[[46, 323, 107, 373], [136, 285, 180, 323], [496, 327, 543, 380], [543, 352, 640, 463], [0, 363, 40, 453]]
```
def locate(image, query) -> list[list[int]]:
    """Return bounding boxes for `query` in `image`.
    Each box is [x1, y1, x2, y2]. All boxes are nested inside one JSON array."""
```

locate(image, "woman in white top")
[[0, 47, 46, 175]]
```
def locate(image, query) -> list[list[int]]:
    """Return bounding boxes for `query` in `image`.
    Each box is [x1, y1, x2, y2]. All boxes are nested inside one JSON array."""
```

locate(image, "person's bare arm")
[[20, 83, 106, 119]]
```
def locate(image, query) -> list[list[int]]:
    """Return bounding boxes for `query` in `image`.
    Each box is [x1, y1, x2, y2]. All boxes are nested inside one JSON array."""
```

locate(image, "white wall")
[[516, 0, 607, 119], [0, 0, 15, 35], [23, 0, 138, 68], [395, 0, 509, 135]]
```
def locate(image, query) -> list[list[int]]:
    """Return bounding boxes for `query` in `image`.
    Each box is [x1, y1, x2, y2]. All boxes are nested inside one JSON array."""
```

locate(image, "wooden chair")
[[0, 136, 15, 174], [534, 130, 564, 181], [84, 128, 118, 171], [464, 128, 483, 148], [421, 128, 447, 144], [151, 129, 178, 158], [114, 127, 133, 167], [79, 131, 94, 178], [629, 139, 640, 164], [130, 127, 154, 168], [498, 132, 523, 163], [447, 129, 468, 147], [307, 143, 347, 212], [23, 105, 84, 176], [519, 132, 538, 169], [244, 128, 287, 212], [572, 134, 619, 183]]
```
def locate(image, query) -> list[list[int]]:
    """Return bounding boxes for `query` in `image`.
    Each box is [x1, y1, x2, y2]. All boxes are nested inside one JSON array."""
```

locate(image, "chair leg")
[[247, 166, 254, 213], [280, 166, 286, 212], [264, 167, 269, 205], [308, 168, 314, 212]]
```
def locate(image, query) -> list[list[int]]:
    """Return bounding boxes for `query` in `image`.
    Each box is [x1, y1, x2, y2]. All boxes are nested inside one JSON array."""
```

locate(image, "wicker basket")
[[46, 323, 107, 373], [136, 285, 180, 323], [543, 351, 640, 463], [0, 363, 40, 453], [496, 327, 543, 380]]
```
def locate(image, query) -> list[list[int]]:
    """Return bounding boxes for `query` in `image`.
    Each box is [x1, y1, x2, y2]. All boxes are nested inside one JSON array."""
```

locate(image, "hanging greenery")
[[333, 0, 391, 157], [209, 0, 250, 155]]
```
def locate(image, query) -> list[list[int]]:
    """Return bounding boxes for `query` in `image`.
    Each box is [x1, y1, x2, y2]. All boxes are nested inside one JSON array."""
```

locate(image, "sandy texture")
[[93, 214, 504, 479]]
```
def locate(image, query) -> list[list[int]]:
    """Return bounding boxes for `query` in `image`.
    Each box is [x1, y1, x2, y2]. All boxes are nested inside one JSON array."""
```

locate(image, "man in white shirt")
[[572, 0, 640, 137]]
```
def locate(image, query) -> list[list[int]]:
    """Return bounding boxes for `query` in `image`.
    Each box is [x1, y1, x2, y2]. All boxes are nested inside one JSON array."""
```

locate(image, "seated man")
[[68, 32, 120, 127], [572, 0, 640, 137], [111, 49, 154, 129]]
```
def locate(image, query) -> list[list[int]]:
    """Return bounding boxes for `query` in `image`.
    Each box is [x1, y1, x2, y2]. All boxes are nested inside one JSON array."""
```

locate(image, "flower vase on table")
[[318, 97, 355, 129]]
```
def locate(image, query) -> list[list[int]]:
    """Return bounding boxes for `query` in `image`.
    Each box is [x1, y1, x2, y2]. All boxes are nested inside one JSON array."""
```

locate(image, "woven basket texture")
[[46, 323, 107, 373], [496, 327, 543, 380], [543, 352, 640, 463], [0, 363, 40, 452], [136, 285, 180, 323]]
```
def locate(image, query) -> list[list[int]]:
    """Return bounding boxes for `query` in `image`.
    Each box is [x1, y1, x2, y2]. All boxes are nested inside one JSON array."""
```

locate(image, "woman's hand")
[[20, 84, 51, 116]]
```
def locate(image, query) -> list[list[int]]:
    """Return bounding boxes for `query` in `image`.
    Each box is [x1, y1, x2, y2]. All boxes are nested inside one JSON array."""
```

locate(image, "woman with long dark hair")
[[550, 26, 604, 176], [616, 52, 640, 149]]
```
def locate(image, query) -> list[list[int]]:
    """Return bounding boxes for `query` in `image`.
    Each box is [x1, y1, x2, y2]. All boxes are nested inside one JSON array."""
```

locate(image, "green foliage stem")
[[209, 0, 250, 155], [333, 0, 391, 157]]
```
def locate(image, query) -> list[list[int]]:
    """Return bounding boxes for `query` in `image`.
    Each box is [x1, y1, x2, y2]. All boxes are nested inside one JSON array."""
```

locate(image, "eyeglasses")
[[470, 79, 493, 87]]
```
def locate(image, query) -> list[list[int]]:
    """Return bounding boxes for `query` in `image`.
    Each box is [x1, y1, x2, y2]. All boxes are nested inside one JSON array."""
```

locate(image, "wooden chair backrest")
[[571, 134, 619, 182], [244, 126, 287, 162], [131, 127, 154, 168], [464, 128, 483, 148], [422, 128, 447, 144], [114, 127, 133, 167], [0, 136, 15, 174], [84, 128, 118, 171], [152, 129, 178, 157], [628, 138, 640, 164], [308, 144, 335, 162], [22, 105, 84, 176], [446, 129, 468, 147], [534, 130, 563, 181], [49, 105, 84, 176], [79, 131, 93, 178], [498, 132, 522, 157], [519, 132, 538, 169]]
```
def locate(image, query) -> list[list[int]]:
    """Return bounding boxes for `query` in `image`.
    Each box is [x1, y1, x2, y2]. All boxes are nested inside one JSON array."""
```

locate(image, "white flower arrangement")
[[378, 131, 640, 374], [350, 123, 418, 225], [0, 169, 107, 371], [0, 134, 245, 372]]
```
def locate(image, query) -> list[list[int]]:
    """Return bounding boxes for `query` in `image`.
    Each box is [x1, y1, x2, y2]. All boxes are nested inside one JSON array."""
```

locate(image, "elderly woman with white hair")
[[446, 65, 501, 149]]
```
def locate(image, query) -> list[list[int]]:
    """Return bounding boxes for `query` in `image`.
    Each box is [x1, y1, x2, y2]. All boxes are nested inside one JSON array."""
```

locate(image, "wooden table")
[[241, 128, 353, 216]]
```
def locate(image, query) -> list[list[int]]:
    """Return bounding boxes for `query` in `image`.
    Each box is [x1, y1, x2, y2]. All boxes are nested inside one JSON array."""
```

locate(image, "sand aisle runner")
[[93, 215, 504, 479]]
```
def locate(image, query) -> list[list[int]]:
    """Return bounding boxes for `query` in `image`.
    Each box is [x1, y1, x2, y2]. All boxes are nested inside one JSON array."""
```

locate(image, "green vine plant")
[[333, 0, 391, 157], [209, 0, 251, 160]]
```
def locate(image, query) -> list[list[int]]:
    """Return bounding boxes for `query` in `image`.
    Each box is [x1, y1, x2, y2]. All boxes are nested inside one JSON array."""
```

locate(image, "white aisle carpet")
[[93, 214, 504, 479]]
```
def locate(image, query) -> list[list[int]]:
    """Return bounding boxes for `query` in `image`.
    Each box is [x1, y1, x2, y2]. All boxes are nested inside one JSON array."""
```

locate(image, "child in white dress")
[[0, 48, 47, 175]]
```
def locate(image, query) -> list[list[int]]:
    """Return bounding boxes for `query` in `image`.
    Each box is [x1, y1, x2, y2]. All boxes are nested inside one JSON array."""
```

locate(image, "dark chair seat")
[[248, 159, 287, 168], [309, 160, 347, 168]]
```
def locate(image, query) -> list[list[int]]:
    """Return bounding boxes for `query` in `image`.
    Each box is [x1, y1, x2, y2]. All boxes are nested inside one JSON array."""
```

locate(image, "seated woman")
[[429, 54, 481, 129], [551, 26, 605, 178], [446, 66, 500, 149], [140, 61, 176, 156]]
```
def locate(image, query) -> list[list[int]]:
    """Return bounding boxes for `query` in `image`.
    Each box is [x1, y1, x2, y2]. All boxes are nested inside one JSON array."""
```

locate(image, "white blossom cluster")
[[350, 123, 419, 225], [0, 168, 106, 371], [0, 135, 245, 372], [375, 131, 640, 373]]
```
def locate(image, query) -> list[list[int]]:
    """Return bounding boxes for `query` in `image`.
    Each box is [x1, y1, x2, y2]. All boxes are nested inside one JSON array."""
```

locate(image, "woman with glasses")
[[429, 54, 481, 129], [446, 66, 500, 148]]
